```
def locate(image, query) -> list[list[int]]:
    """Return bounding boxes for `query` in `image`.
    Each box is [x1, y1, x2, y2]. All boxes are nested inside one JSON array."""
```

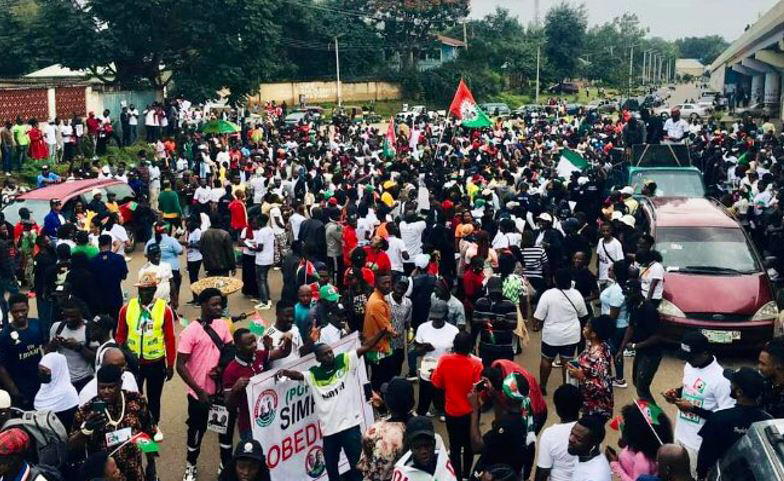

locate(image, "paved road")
[[31, 243, 753, 481]]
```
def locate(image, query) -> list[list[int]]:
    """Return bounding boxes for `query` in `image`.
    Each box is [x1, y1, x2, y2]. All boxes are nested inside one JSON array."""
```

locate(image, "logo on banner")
[[305, 446, 326, 478], [254, 389, 279, 427]]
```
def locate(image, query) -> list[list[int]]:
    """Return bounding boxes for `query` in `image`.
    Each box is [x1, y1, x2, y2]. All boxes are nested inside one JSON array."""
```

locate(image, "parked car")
[[284, 111, 308, 126], [657, 103, 712, 119], [547, 82, 579, 94], [709, 419, 784, 480], [395, 105, 435, 122], [639, 197, 778, 348], [478, 103, 511, 117], [736, 102, 777, 119]]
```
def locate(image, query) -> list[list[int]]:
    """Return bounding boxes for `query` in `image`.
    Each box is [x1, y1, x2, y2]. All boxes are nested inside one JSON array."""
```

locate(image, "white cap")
[[538, 213, 553, 222], [91, 188, 102, 196], [611, 211, 623, 221], [621, 215, 636, 227], [414, 254, 430, 269], [0, 389, 10, 409], [620, 186, 634, 195]]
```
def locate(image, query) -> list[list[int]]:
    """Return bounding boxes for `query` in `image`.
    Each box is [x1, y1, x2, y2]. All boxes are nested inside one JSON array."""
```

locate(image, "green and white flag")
[[448, 79, 492, 129], [556, 148, 589, 179]]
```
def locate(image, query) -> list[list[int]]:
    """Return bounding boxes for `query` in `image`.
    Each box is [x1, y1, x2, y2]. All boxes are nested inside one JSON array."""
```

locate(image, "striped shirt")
[[521, 247, 548, 278]]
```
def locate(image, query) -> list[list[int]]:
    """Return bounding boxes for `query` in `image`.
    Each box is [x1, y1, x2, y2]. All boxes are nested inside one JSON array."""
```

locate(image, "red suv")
[[640, 197, 778, 348]]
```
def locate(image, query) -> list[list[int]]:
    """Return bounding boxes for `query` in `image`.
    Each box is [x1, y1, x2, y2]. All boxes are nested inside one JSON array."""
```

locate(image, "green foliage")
[[399, 63, 502, 107], [544, 2, 588, 81], [675, 36, 729, 65], [0, 0, 52, 76]]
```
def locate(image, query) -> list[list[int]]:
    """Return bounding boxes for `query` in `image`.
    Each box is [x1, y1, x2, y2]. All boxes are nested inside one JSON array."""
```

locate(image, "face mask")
[[39, 372, 52, 384]]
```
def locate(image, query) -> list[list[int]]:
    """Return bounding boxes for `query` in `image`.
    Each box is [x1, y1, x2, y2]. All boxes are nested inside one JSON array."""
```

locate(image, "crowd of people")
[[0, 87, 784, 481]]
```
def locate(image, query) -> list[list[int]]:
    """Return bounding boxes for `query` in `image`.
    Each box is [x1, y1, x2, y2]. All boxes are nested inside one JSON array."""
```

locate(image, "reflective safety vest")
[[125, 298, 167, 361]]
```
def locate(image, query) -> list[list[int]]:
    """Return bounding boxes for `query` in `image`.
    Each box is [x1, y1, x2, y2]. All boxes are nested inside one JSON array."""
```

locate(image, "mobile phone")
[[362, 383, 373, 402], [474, 379, 489, 391], [92, 399, 107, 413]]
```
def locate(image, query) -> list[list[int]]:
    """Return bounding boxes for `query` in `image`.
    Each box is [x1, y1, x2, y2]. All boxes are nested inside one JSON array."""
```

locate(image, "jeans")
[[2, 144, 11, 172], [407, 346, 420, 376], [445, 414, 473, 479], [255, 264, 271, 303], [609, 326, 628, 380], [13, 145, 26, 170], [323, 425, 362, 481], [138, 359, 166, 423], [633, 349, 662, 402]]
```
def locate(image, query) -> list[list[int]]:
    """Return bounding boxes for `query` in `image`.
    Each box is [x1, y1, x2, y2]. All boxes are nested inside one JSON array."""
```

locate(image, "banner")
[[246, 332, 374, 481]]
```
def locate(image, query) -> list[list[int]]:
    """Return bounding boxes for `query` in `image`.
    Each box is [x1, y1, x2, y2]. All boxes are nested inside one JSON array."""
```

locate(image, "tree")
[[36, 0, 282, 102], [544, 2, 588, 81], [345, 0, 470, 71], [581, 13, 649, 87], [675, 35, 729, 65], [0, 0, 51, 76]]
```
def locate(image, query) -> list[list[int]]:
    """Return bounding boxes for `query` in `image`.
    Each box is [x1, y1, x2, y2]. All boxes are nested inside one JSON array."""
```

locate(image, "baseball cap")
[[319, 284, 340, 303], [146, 243, 162, 256], [0, 389, 10, 409], [233, 439, 265, 463], [620, 186, 634, 195], [50, 198, 61, 206], [429, 299, 449, 320], [538, 212, 553, 222], [406, 416, 435, 442], [486, 276, 504, 293], [621, 215, 636, 228], [414, 254, 430, 269], [723, 367, 766, 399], [681, 332, 710, 356]]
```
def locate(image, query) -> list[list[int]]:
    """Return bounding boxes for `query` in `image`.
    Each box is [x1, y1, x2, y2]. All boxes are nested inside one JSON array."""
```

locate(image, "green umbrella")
[[200, 119, 241, 134]]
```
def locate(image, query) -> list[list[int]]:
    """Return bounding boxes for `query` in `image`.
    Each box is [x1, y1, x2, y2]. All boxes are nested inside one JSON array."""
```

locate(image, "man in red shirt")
[[228, 190, 248, 240], [481, 359, 548, 433], [342, 215, 358, 267], [223, 327, 291, 444], [431, 331, 482, 480], [363, 236, 391, 274]]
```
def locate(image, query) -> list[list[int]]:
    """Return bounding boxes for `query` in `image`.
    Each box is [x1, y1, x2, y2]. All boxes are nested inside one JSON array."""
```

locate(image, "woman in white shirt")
[[638, 250, 665, 308], [413, 300, 459, 417], [239, 216, 260, 298], [253, 213, 276, 309], [596, 223, 624, 289]]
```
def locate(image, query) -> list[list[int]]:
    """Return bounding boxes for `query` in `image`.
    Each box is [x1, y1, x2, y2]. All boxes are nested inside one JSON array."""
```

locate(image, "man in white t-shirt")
[[596, 223, 623, 287], [399, 212, 426, 273], [663, 109, 689, 143], [276, 328, 390, 481], [664, 332, 734, 477], [252, 213, 276, 310], [265, 301, 310, 369], [533, 269, 588, 395], [567, 416, 612, 481], [385, 223, 409, 275], [534, 384, 579, 481]]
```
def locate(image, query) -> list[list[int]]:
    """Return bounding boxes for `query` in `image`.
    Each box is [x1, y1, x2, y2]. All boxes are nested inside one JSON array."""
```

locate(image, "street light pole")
[[334, 36, 342, 107], [535, 43, 541, 104], [628, 45, 635, 95]]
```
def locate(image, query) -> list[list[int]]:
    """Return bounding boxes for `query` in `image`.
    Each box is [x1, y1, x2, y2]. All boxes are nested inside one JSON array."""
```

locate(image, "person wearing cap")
[[70, 364, 157, 481], [275, 327, 392, 481], [619, 186, 639, 215], [218, 439, 271, 481], [469, 372, 536, 479], [0, 427, 58, 481], [42, 198, 65, 239], [78, 346, 140, 407], [87, 188, 108, 217], [414, 299, 460, 415], [663, 332, 735, 476], [695, 367, 771, 478], [36, 164, 61, 188], [137, 242, 173, 303], [392, 416, 457, 481], [535, 212, 565, 269], [116, 270, 176, 439]]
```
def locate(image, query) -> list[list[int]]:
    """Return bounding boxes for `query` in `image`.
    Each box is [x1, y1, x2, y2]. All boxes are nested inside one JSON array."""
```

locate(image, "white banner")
[[246, 332, 374, 481]]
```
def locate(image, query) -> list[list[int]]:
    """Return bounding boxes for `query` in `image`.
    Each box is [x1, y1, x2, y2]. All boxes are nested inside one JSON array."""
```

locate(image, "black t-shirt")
[[629, 300, 660, 353], [697, 405, 773, 478], [0, 318, 46, 404], [474, 413, 528, 474]]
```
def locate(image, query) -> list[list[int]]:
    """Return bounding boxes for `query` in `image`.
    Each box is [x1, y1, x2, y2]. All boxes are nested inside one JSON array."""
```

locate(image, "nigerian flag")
[[449, 79, 492, 128], [556, 148, 589, 179]]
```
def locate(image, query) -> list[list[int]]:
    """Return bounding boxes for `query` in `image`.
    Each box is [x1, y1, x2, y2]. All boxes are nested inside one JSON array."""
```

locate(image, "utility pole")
[[628, 45, 635, 95], [334, 36, 341, 107], [536, 43, 541, 104], [641, 50, 646, 84], [463, 21, 468, 49]]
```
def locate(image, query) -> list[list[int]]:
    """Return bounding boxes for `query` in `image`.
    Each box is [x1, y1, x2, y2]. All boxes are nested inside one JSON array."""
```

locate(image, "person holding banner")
[[276, 326, 392, 481]]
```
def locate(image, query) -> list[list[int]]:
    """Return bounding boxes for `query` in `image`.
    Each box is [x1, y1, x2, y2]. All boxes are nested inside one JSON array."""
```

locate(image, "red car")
[[641, 197, 778, 348]]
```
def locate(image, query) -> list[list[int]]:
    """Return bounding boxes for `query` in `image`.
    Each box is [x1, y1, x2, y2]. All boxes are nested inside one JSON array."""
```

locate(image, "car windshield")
[[630, 170, 705, 197], [657, 227, 761, 274], [1, 199, 51, 225]]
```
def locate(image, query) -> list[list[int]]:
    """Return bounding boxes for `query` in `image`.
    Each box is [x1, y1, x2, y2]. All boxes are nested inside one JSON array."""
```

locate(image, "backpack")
[[2, 409, 68, 469]]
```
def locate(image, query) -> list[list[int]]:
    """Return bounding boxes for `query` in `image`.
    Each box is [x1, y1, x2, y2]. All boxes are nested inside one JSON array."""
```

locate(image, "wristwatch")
[[80, 422, 94, 436]]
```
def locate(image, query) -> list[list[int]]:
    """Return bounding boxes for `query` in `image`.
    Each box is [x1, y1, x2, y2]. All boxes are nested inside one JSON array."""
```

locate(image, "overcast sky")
[[470, 0, 779, 41]]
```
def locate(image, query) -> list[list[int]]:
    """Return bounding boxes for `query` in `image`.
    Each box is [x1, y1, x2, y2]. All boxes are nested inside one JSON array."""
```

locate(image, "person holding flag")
[[606, 400, 674, 481]]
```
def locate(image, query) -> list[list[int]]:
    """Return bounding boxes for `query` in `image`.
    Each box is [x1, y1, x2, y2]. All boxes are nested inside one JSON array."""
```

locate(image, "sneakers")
[[254, 301, 273, 310], [182, 464, 197, 481], [439, 415, 445, 422], [612, 378, 628, 388], [217, 463, 224, 476], [623, 348, 636, 357], [153, 427, 164, 442], [552, 358, 563, 368]]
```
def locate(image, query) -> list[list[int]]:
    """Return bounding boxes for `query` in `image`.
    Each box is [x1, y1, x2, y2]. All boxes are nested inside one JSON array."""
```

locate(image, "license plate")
[[701, 329, 741, 344]]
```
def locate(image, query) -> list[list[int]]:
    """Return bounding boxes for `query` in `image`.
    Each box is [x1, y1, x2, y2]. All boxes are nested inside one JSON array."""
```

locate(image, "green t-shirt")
[[71, 244, 99, 259], [11, 124, 30, 146]]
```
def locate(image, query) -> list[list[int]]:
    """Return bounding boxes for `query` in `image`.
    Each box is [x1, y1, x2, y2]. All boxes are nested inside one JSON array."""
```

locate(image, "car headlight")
[[752, 301, 779, 321], [658, 299, 685, 318]]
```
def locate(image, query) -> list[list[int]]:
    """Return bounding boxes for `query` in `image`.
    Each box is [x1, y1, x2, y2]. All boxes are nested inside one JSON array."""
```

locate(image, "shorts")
[[541, 341, 577, 360]]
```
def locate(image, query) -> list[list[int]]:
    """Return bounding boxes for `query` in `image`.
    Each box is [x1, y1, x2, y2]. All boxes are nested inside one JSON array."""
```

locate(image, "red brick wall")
[[55, 86, 86, 118], [0, 88, 48, 123]]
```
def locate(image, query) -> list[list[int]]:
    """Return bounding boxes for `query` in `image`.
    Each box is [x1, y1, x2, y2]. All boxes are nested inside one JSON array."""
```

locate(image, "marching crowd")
[[1, 90, 784, 481]]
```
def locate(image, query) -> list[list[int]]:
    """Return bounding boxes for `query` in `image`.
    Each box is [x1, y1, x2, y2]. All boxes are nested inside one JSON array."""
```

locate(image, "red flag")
[[449, 79, 477, 119], [383, 116, 396, 158]]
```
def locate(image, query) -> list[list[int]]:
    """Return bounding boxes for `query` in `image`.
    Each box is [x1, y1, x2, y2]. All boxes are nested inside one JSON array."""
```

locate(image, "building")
[[675, 59, 706, 79], [389, 34, 466, 72], [708, 0, 784, 117]]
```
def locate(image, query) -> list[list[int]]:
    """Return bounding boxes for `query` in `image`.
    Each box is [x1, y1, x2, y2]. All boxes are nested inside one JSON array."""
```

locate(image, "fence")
[[255, 80, 401, 106]]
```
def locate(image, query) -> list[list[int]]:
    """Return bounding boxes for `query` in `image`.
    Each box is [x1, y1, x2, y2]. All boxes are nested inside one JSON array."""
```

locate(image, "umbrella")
[[199, 119, 241, 134]]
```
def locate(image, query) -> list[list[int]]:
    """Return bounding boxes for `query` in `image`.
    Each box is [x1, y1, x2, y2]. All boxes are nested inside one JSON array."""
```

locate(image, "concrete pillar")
[[752, 74, 765, 105], [765, 71, 781, 107], [46, 88, 56, 121]]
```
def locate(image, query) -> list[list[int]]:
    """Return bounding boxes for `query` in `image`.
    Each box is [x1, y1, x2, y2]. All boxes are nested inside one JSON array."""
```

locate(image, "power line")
[[280, 0, 463, 25]]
